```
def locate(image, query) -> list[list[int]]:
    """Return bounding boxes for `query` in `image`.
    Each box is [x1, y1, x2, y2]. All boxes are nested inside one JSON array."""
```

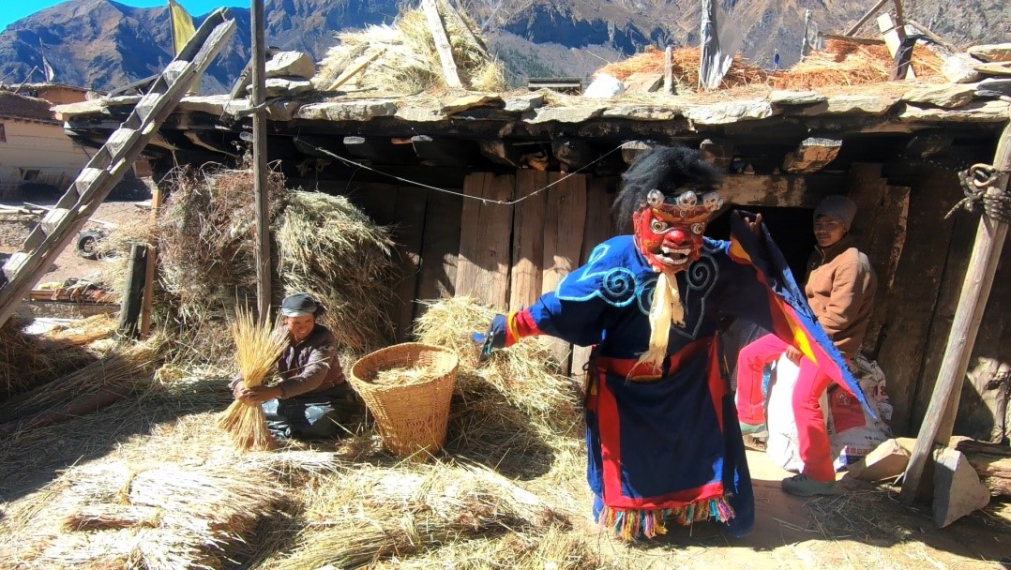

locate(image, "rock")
[[770, 90, 827, 106], [602, 104, 679, 120], [977, 78, 1011, 99], [942, 54, 983, 83], [623, 72, 663, 93], [902, 85, 976, 109], [968, 43, 1011, 63], [440, 94, 503, 115], [583, 73, 624, 98], [266, 51, 315, 80], [846, 438, 911, 482], [972, 61, 1011, 77], [264, 78, 314, 98], [529, 105, 605, 124], [897, 100, 1011, 123], [296, 100, 399, 121], [932, 446, 990, 528], [683, 100, 775, 125], [503, 93, 546, 113], [818, 95, 896, 115]]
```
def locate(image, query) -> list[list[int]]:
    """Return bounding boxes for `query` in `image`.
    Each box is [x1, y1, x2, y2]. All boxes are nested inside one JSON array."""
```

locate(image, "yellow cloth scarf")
[[636, 271, 685, 370]]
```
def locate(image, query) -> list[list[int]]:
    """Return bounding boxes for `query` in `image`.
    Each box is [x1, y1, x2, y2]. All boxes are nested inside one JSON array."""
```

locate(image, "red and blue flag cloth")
[[504, 211, 868, 540]]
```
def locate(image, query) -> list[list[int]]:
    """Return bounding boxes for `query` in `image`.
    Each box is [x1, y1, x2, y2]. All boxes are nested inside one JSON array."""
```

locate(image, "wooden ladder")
[[0, 9, 237, 328]]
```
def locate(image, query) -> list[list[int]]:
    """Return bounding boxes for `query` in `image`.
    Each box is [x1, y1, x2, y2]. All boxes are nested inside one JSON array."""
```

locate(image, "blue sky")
[[1, 1, 246, 32]]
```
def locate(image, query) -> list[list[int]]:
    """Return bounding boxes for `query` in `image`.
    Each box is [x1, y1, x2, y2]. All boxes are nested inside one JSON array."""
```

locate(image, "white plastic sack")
[[583, 73, 625, 98]]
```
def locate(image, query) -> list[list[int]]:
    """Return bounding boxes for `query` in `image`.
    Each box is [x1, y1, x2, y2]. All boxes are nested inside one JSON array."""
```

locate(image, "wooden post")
[[118, 243, 148, 338], [845, 0, 890, 36], [900, 113, 1011, 503], [139, 183, 163, 337], [892, 0, 905, 27], [699, 0, 718, 90], [663, 46, 675, 94], [251, 0, 272, 322], [801, 10, 813, 57], [421, 0, 463, 89]]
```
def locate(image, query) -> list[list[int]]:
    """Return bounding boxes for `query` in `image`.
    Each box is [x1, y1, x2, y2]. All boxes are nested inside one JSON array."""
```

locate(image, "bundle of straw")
[[218, 306, 288, 451], [275, 191, 397, 353], [314, 0, 505, 93], [772, 38, 945, 89]]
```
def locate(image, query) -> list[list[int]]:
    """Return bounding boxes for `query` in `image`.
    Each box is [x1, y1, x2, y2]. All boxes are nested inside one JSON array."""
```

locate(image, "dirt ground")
[[0, 198, 151, 288]]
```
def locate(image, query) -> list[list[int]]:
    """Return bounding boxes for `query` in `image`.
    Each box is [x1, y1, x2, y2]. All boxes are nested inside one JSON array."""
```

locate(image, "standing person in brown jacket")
[[231, 293, 357, 440], [735, 195, 876, 496]]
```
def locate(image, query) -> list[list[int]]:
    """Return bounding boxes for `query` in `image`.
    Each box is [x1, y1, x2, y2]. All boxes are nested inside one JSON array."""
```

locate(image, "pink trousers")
[[735, 333, 836, 482]]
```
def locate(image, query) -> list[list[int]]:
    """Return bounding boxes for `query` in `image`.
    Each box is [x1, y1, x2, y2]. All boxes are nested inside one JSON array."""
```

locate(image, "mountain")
[[0, 0, 1008, 93]]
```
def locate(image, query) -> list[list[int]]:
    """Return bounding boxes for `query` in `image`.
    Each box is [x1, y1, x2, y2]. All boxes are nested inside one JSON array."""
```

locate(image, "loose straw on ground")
[[218, 306, 288, 451]]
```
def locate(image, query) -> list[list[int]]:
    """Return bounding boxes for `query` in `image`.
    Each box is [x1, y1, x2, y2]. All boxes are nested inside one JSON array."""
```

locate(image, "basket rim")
[[349, 342, 459, 391]]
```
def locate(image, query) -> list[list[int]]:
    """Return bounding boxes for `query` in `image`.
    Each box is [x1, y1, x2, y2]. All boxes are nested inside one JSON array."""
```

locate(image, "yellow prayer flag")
[[168, 0, 197, 56]]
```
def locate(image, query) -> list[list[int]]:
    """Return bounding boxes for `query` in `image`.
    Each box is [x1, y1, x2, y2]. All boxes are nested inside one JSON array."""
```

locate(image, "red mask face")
[[633, 205, 707, 272]]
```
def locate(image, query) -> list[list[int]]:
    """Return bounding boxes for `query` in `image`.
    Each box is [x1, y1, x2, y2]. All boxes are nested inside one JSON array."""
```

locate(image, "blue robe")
[[520, 213, 865, 539]]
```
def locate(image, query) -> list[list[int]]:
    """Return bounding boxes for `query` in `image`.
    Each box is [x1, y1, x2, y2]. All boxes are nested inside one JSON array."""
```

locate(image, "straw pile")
[[595, 46, 769, 91], [43, 314, 118, 346], [2, 461, 287, 570], [154, 164, 285, 366], [275, 191, 397, 353], [271, 463, 567, 570], [218, 305, 288, 451], [0, 317, 50, 398], [373, 365, 440, 386], [0, 339, 157, 430], [314, 0, 506, 93], [772, 38, 946, 89]]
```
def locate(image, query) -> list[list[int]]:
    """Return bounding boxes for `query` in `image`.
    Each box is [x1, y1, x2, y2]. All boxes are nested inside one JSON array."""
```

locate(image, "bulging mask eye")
[[650, 219, 669, 233]]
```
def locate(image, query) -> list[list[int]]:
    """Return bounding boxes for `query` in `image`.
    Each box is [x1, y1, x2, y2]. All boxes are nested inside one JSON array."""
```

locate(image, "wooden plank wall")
[[509, 170, 547, 308], [541, 173, 588, 371], [456, 172, 515, 310], [846, 163, 911, 354]]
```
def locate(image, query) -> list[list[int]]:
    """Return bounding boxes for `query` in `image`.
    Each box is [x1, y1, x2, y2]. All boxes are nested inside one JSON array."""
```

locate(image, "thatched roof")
[[0, 91, 57, 123]]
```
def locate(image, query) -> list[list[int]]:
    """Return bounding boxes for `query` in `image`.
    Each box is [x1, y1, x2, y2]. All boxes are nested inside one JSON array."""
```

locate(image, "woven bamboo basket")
[[349, 342, 458, 457]]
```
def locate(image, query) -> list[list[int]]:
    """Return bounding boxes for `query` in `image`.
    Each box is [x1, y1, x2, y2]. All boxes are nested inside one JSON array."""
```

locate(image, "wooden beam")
[[411, 135, 477, 167], [343, 136, 415, 164], [117, 243, 147, 338], [905, 133, 953, 158], [782, 137, 843, 173], [139, 182, 162, 338], [252, 0, 271, 322], [478, 140, 524, 168], [901, 115, 1011, 503], [551, 138, 596, 173], [421, 0, 463, 89], [663, 46, 675, 94], [621, 140, 652, 165], [845, 0, 890, 36], [719, 174, 834, 208], [877, 13, 916, 80]]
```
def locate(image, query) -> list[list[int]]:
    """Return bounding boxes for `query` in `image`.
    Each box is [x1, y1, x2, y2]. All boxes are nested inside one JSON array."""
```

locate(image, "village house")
[[0, 86, 92, 200]]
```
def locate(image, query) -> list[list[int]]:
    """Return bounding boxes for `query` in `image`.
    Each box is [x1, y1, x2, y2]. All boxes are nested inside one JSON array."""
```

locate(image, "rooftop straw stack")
[[218, 305, 288, 451]]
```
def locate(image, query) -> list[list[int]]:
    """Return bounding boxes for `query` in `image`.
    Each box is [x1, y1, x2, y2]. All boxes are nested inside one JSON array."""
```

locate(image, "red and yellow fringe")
[[599, 496, 735, 541]]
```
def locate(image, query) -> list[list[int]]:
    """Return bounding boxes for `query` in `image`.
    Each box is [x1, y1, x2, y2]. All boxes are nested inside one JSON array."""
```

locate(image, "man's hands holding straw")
[[233, 383, 283, 405]]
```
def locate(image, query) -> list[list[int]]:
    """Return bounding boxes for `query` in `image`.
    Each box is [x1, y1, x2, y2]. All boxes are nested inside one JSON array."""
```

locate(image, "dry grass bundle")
[[0, 316, 49, 397], [413, 296, 580, 431], [43, 314, 117, 346], [218, 305, 288, 451], [772, 38, 946, 89], [273, 463, 565, 570], [0, 340, 157, 421], [4, 461, 287, 570], [275, 191, 397, 353], [595, 46, 769, 92], [154, 163, 285, 366], [314, 0, 506, 93]]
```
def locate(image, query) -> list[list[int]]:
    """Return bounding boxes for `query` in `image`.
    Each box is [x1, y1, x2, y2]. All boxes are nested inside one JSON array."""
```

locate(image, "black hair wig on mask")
[[612, 144, 723, 233]]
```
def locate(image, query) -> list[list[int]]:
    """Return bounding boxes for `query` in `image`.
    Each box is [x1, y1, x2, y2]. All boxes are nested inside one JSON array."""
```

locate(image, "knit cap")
[[814, 195, 857, 231]]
